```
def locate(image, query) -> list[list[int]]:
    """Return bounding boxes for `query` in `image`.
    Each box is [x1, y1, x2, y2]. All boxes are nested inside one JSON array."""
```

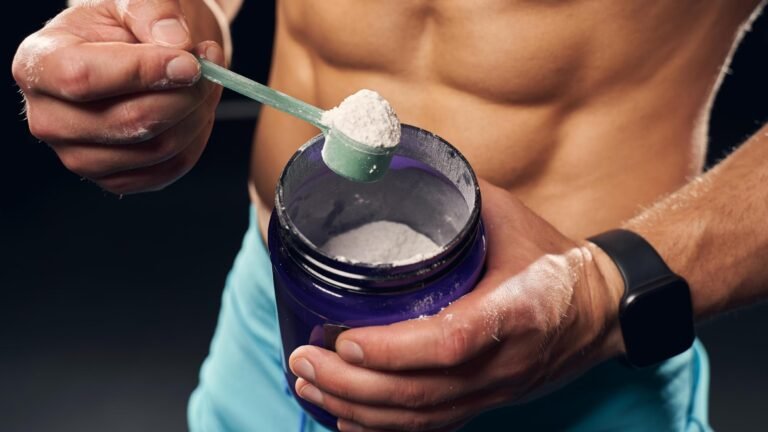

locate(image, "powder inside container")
[[320, 89, 401, 148], [320, 221, 441, 264]]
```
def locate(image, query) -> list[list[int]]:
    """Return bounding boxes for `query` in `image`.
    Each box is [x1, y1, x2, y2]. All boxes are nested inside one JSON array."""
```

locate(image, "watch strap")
[[587, 229, 674, 291], [587, 228, 695, 367]]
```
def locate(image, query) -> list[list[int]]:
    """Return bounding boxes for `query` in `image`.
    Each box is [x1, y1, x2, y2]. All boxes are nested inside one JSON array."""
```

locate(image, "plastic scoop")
[[198, 58, 397, 182]]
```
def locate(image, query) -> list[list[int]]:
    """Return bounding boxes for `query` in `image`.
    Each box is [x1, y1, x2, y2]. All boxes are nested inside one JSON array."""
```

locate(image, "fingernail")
[[166, 56, 200, 84], [204, 44, 223, 63], [299, 383, 324, 406], [292, 358, 315, 381], [337, 419, 364, 432], [337, 340, 364, 364], [152, 18, 189, 46]]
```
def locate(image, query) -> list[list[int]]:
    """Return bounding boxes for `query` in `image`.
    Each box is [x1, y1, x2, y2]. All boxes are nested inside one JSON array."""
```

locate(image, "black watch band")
[[588, 229, 695, 368]]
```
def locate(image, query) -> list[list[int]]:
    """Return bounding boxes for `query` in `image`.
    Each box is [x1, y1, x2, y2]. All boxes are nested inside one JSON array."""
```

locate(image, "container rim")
[[273, 124, 482, 290]]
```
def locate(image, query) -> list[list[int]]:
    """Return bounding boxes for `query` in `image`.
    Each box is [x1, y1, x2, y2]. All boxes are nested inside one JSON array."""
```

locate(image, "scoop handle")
[[199, 58, 326, 130]]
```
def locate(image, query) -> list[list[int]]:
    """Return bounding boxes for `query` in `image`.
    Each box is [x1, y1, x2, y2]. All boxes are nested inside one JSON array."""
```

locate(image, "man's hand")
[[288, 180, 626, 431], [11, 0, 224, 194]]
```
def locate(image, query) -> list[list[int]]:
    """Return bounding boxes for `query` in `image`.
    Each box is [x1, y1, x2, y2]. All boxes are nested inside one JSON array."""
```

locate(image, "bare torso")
[[250, 0, 759, 240]]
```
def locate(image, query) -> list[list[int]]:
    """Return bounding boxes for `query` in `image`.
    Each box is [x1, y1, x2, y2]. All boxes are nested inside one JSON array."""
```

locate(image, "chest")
[[279, 0, 727, 104]]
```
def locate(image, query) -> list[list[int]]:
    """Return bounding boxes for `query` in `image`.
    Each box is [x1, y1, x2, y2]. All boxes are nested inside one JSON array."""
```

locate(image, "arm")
[[625, 124, 768, 320], [286, 123, 768, 431]]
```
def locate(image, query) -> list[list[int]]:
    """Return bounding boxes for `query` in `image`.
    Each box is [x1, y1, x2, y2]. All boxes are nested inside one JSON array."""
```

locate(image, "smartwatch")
[[587, 229, 695, 368]]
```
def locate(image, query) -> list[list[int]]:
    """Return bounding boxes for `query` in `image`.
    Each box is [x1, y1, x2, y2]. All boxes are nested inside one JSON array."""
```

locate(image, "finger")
[[52, 92, 217, 178], [30, 42, 201, 101], [25, 42, 222, 144], [26, 87, 204, 145], [119, 0, 192, 49], [88, 67, 221, 194], [26, 47, 212, 143], [333, 287, 503, 370], [51, 57, 222, 179], [289, 346, 485, 409], [12, 31, 80, 93], [92, 113, 213, 195], [295, 378, 505, 431]]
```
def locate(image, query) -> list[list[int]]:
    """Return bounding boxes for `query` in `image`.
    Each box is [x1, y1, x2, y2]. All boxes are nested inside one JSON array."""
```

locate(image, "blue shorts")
[[188, 208, 712, 431]]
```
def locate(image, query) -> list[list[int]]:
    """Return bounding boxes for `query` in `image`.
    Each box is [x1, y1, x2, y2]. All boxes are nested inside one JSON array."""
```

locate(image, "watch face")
[[620, 276, 695, 368]]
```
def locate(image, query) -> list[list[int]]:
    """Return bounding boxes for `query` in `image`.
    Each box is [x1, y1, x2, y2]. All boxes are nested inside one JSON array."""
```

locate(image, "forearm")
[[624, 125, 768, 320]]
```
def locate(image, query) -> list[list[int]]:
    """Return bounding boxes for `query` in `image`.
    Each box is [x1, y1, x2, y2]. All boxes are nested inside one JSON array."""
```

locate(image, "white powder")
[[115, 0, 131, 18], [320, 221, 440, 264], [17, 34, 62, 88], [69, 0, 130, 17], [321, 89, 401, 148]]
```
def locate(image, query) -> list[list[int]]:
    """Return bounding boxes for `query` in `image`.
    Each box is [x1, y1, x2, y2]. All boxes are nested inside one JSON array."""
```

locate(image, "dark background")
[[2, 2, 768, 431]]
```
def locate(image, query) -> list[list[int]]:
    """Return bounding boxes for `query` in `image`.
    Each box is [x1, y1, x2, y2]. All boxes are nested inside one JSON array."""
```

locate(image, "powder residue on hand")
[[321, 89, 401, 148], [320, 221, 440, 264], [16, 34, 62, 89]]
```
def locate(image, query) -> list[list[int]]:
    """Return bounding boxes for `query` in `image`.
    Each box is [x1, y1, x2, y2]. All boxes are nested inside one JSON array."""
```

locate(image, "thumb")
[[334, 289, 495, 370], [120, 0, 192, 49]]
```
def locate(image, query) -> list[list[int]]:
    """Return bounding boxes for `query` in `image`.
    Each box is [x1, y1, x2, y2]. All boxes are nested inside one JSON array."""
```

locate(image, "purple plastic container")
[[268, 124, 486, 430]]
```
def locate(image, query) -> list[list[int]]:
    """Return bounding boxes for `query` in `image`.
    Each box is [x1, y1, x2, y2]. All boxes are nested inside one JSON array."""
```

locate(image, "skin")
[[11, 0, 768, 430], [12, 0, 225, 193]]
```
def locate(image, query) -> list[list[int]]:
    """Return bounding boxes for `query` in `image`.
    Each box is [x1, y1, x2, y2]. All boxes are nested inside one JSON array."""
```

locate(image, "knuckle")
[[398, 380, 429, 409], [116, 102, 155, 141], [57, 59, 92, 101], [509, 300, 549, 334], [139, 53, 169, 89], [440, 323, 471, 366], [138, 63, 157, 90], [12, 33, 52, 90]]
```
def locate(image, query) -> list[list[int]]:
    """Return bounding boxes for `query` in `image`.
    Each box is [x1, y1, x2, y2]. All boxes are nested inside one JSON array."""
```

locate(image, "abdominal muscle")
[[249, 0, 759, 241]]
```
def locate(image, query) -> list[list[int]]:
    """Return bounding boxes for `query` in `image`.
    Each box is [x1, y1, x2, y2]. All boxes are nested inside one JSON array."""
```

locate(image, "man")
[[11, 0, 768, 430]]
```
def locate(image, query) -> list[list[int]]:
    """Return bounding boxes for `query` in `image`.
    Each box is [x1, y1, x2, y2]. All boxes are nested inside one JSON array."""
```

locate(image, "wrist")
[[587, 229, 696, 367], [583, 241, 626, 361], [625, 222, 727, 321]]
